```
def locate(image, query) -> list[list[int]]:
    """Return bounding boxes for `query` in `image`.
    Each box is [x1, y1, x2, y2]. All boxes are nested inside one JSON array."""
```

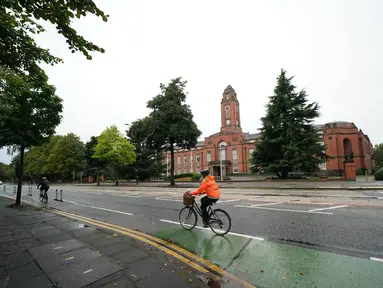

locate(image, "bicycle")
[[39, 189, 48, 203], [179, 194, 231, 236]]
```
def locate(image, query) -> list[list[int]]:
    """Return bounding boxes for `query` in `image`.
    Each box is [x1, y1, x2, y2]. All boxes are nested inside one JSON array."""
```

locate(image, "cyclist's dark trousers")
[[40, 187, 49, 194], [201, 196, 218, 222]]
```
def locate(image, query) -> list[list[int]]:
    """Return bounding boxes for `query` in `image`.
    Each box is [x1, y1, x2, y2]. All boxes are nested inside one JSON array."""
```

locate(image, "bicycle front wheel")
[[209, 208, 231, 236], [179, 207, 197, 230], [43, 193, 48, 204]]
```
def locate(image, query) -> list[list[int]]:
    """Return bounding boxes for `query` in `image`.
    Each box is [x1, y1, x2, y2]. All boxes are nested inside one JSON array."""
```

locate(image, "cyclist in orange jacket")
[[189, 169, 220, 227]]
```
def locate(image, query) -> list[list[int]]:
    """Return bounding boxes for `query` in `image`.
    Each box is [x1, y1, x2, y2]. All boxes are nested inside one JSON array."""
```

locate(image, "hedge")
[[374, 168, 383, 181]]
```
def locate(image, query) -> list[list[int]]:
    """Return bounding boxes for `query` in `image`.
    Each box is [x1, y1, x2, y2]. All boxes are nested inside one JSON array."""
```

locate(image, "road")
[[1, 184, 383, 287]]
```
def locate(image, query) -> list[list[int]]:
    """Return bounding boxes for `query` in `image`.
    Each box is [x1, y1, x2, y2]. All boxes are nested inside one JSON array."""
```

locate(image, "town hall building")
[[166, 86, 374, 178]]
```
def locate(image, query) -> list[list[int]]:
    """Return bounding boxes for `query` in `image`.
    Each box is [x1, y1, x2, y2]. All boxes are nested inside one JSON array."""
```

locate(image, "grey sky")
[[1, 0, 382, 164]]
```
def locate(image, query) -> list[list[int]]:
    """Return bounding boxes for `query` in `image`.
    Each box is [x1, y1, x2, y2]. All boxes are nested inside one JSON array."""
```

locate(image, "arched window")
[[343, 138, 352, 155], [219, 142, 227, 161]]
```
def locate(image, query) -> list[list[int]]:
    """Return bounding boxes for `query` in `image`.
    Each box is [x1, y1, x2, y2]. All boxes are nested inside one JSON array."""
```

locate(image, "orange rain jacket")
[[191, 175, 220, 199]]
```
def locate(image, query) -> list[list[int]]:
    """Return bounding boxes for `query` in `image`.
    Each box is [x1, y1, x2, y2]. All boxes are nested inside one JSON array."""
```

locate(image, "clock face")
[[225, 105, 230, 112]]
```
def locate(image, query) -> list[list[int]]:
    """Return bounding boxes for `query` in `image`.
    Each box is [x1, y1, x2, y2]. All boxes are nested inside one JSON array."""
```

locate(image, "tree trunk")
[[115, 166, 119, 186], [16, 144, 25, 206], [170, 143, 175, 186]]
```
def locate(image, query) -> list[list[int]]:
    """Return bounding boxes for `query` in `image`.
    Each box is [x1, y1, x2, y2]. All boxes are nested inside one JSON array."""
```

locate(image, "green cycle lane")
[[152, 228, 383, 288]]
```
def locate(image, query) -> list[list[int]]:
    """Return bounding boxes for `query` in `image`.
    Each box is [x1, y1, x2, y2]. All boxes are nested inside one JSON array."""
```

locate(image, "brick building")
[[317, 122, 374, 175], [165, 86, 374, 178]]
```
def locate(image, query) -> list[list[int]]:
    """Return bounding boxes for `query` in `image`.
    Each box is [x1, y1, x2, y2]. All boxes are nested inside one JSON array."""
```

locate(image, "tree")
[[1, 1, 108, 73], [0, 67, 63, 205], [147, 78, 201, 186], [46, 133, 85, 181], [85, 136, 107, 184], [126, 117, 166, 182], [373, 144, 383, 169], [251, 69, 325, 179], [93, 125, 136, 185], [0, 162, 9, 180]]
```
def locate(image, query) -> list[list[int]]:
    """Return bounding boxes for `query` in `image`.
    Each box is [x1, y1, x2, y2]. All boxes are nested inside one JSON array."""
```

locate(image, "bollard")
[[59, 189, 63, 202], [3, 185, 5, 191], [54, 189, 58, 201], [29, 187, 33, 196]]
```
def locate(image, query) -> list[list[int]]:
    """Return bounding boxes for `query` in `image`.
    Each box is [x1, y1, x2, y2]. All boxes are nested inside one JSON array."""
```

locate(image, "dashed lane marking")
[[308, 205, 348, 212], [83, 269, 93, 274], [250, 202, 283, 207], [155, 197, 182, 202], [370, 257, 383, 262], [218, 199, 240, 203], [234, 205, 333, 215]]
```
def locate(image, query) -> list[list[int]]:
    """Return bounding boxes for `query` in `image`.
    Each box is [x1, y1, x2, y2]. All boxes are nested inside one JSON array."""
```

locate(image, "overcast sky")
[[1, 0, 382, 164]]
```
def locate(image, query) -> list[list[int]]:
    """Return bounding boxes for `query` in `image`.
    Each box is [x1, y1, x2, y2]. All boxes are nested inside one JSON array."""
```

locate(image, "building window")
[[178, 167, 181, 174], [318, 161, 327, 170], [183, 155, 187, 164], [236, 119, 239, 126], [190, 154, 193, 172], [226, 119, 230, 126], [226, 93, 230, 100], [207, 151, 211, 163], [232, 149, 238, 173], [196, 154, 200, 173], [177, 156, 180, 164], [248, 148, 254, 160], [219, 142, 227, 161]]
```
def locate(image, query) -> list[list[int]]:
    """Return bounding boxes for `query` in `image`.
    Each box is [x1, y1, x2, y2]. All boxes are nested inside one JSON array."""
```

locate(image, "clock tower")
[[220, 85, 242, 133]]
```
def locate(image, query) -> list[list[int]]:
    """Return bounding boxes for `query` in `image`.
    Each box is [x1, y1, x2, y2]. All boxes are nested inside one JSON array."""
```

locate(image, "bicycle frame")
[[190, 200, 219, 225]]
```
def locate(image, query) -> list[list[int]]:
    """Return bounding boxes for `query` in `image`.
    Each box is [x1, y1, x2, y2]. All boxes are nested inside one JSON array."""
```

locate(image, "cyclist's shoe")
[[203, 220, 210, 228]]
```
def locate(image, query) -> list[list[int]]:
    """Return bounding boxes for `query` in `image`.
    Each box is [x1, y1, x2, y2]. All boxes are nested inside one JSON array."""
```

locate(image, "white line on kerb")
[[83, 269, 93, 274], [251, 202, 283, 207], [112, 194, 140, 198], [370, 257, 383, 262], [66, 256, 74, 260], [308, 205, 348, 212], [54, 246, 62, 250], [159, 219, 264, 241], [64, 200, 133, 216], [234, 205, 333, 215]]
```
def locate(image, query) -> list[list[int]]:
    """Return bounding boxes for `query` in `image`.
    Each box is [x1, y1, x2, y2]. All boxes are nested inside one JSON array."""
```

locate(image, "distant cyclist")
[[37, 177, 50, 196], [189, 169, 220, 227]]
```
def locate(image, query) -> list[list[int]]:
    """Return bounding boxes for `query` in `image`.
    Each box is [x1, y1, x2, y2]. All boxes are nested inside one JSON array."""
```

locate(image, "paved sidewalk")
[[0, 197, 213, 288]]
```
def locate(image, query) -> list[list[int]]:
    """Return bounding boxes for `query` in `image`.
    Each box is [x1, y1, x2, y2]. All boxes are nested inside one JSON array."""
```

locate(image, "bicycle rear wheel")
[[209, 208, 231, 236], [179, 207, 197, 230], [43, 192, 48, 204]]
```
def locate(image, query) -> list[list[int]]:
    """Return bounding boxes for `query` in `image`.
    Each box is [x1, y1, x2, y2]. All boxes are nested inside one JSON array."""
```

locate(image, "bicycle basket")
[[183, 193, 194, 206]]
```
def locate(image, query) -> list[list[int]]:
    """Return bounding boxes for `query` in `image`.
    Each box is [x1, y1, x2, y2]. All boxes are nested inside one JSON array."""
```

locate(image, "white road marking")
[[65, 200, 133, 216], [218, 199, 239, 203], [370, 257, 383, 262], [66, 256, 74, 260], [155, 197, 182, 202], [308, 205, 348, 212], [83, 269, 93, 274], [84, 192, 102, 195], [159, 219, 264, 241], [234, 205, 333, 215], [251, 202, 283, 207], [54, 246, 62, 250], [379, 192, 383, 194]]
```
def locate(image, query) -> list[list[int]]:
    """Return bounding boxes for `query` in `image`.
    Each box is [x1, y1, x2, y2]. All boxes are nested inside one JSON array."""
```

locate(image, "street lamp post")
[[220, 145, 223, 181]]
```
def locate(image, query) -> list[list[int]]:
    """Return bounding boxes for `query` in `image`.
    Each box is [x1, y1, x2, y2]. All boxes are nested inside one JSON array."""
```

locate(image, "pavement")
[[0, 197, 227, 288], [1, 185, 383, 288]]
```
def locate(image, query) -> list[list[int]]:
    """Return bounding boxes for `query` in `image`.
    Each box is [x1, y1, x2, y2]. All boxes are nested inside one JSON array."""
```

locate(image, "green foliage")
[[0, 67, 63, 204], [373, 144, 383, 169], [84, 136, 107, 179], [93, 125, 136, 185], [0, 67, 63, 148], [0, 162, 9, 180], [251, 69, 326, 179], [126, 118, 166, 181], [1, 0, 108, 73], [165, 173, 200, 181], [374, 167, 383, 181], [146, 78, 201, 186], [46, 133, 85, 180]]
